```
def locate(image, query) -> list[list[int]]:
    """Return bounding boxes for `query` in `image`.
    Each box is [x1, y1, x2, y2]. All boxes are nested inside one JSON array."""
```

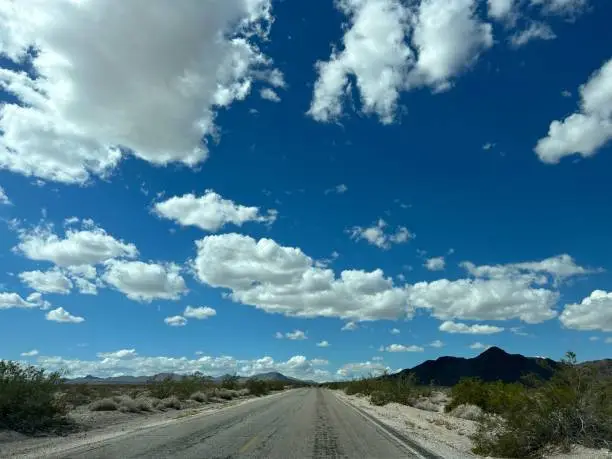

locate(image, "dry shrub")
[[190, 391, 209, 403], [89, 398, 118, 411], [159, 396, 182, 410], [450, 404, 483, 421]]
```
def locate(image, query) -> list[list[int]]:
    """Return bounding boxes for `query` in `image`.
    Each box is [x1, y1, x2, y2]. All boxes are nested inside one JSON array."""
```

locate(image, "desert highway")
[[36, 388, 439, 458]]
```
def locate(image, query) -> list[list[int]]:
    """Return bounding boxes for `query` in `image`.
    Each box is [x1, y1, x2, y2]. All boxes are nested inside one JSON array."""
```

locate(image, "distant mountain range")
[[66, 371, 314, 385]]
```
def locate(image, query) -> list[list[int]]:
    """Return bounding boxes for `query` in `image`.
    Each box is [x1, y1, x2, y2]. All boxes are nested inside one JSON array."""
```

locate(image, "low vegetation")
[[0, 362, 293, 437], [0, 361, 69, 434], [329, 352, 612, 458]]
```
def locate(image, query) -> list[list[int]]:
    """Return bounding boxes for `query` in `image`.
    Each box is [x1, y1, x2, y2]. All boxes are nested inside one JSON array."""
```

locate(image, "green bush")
[[0, 360, 69, 433], [470, 352, 612, 458], [370, 390, 393, 406], [246, 379, 270, 396], [190, 391, 209, 403]]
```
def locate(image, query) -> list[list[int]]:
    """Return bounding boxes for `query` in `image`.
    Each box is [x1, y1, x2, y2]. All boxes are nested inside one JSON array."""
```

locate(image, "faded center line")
[[239, 434, 260, 453]]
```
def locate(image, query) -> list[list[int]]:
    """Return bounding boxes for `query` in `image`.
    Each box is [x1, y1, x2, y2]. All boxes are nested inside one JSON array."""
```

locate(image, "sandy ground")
[[336, 391, 612, 459]]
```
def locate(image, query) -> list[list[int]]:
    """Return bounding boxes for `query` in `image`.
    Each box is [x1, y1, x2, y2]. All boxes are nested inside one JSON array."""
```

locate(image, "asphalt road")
[[43, 388, 439, 458]]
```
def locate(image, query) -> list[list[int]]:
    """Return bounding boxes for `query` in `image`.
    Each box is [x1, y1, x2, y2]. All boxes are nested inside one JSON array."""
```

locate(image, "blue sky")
[[1, 0, 611, 381]]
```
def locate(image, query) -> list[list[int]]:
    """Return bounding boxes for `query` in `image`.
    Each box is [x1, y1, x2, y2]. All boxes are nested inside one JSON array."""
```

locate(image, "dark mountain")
[[389, 347, 560, 386]]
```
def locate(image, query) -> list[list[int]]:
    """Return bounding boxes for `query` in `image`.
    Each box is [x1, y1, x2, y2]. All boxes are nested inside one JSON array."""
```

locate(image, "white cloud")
[[429, 340, 445, 348], [589, 336, 599, 341], [103, 260, 187, 302], [35, 353, 330, 382], [46, 307, 84, 324], [153, 190, 277, 232], [390, 328, 400, 335], [336, 360, 390, 379], [372, 356, 384, 361], [260, 88, 281, 102], [326, 184, 349, 195], [606, 337, 612, 344], [560, 290, 612, 332], [535, 58, 612, 163], [509, 22, 556, 48], [469, 342, 491, 350], [316, 340, 331, 347], [97, 349, 138, 359], [285, 330, 308, 340], [15, 221, 138, 267], [385, 344, 424, 352], [183, 306, 216, 320], [309, 0, 491, 122], [342, 321, 359, 331], [21, 349, 39, 357], [311, 359, 329, 366], [73, 277, 98, 295], [483, 142, 495, 150], [0, 185, 10, 204], [460, 254, 595, 285], [308, 0, 413, 123], [164, 316, 187, 327], [439, 320, 504, 334], [409, 277, 558, 323], [530, 0, 589, 17], [193, 233, 413, 321], [408, 0, 493, 91], [348, 219, 413, 250], [562, 90, 572, 98], [0, 0, 277, 184], [488, 0, 515, 20], [0, 292, 48, 310], [424, 256, 446, 271], [19, 269, 73, 294], [274, 332, 284, 339]]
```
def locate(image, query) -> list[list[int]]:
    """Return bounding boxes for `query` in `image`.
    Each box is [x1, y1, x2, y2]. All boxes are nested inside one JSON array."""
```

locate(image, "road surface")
[[34, 388, 439, 458]]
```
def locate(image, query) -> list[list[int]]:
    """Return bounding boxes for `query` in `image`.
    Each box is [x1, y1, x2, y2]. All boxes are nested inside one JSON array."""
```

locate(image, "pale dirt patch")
[[335, 391, 612, 459]]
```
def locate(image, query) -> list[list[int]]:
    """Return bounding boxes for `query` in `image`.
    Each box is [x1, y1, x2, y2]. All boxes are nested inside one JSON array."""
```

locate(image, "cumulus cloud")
[[276, 330, 307, 340], [153, 190, 277, 232], [560, 290, 612, 332], [183, 306, 216, 320], [336, 360, 390, 379], [488, 0, 516, 20], [509, 22, 556, 47], [429, 340, 445, 348], [424, 257, 445, 271], [325, 184, 348, 195], [535, 58, 612, 163], [408, 0, 493, 91], [164, 316, 187, 327], [308, 0, 413, 123], [286, 330, 307, 340], [439, 320, 504, 334], [0, 185, 10, 204], [341, 321, 359, 331], [348, 219, 413, 250], [103, 260, 187, 302], [15, 221, 138, 267], [409, 277, 558, 324], [0, 0, 278, 184], [97, 349, 138, 359], [36, 352, 330, 381], [193, 233, 413, 321], [46, 307, 84, 323], [390, 328, 401, 334], [260, 88, 281, 102], [460, 254, 595, 285], [316, 340, 331, 347], [530, 0, 589, 17], [19, 269, 73, 294], [385, 344, 424, 352], [469, 342, 491, 350], [0, 292, 49, 310], [309, 0, 492, 122], [21, 349, 39, 357]]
